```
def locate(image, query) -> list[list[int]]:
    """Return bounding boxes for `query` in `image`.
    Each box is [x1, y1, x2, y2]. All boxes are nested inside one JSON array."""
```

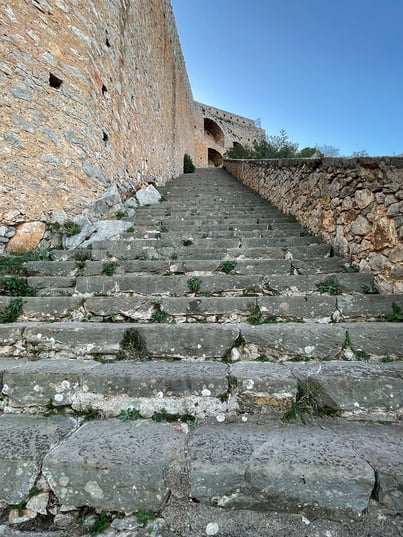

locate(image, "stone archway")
[[204, 118, 224, 146], [208, 148, 223, 167]]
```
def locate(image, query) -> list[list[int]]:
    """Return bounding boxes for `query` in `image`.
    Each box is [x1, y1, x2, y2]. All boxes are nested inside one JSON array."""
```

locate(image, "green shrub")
[[220, 260, 237, 274], [0, 298, 23, 323], [187, 276, 201, 294], [183, 153, 195, 173], [0, 277, 36, 297], [62, 221, 81, 237], [102, 261, 116, 276]]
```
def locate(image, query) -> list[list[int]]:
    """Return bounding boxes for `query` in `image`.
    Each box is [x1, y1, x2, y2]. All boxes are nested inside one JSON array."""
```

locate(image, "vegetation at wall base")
[[183, 153, 195, 173]]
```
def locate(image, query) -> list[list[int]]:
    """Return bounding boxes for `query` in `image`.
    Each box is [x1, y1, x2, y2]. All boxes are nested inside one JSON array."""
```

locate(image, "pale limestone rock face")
[[355, 188, 374, 209], [351, 215, 371, 236], [6, 221, 46, 253], [374, 217, 398, 250]]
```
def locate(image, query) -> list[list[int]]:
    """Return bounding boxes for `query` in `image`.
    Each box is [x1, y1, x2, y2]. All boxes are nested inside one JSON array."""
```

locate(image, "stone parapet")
[[225, 157, 403, 292]]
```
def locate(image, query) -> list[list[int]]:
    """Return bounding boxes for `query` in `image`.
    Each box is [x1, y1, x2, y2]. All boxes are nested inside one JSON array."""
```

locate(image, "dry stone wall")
[[225, 157, 403, 292], [0, 0, 195, 247]]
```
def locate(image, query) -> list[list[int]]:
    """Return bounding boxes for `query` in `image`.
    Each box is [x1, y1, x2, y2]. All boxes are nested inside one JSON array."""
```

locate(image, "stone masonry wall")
[[225, 158, 403, 292], [0, 0, 195, 230], [194, 102, 265, 168]]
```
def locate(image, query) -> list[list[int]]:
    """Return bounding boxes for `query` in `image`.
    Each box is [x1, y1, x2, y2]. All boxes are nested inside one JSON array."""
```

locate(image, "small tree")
[[298, 146, 323, 158], [183, 153, 195, 173]]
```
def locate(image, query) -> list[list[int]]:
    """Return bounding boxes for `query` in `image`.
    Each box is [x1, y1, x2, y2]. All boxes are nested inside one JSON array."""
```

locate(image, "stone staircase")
[[0, 168, 402, 537]]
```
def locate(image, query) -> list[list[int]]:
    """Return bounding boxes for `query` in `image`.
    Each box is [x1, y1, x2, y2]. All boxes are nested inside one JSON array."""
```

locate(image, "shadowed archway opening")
[[204, 118, 224, 146], [208, 148, 223, 167]]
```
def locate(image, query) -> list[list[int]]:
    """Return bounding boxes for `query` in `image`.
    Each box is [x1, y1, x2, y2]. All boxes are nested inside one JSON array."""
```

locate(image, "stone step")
[[1, 359, 402, 420], [130, 222, 304, 233], [1, 322, 401, 361], [90, 235, 322, 251], [49, 243, 333, 262], [25, 271, 375, 297], [1, 294, 401, 324], [22, 257, 352, 277], [0, 414, 401, 518]]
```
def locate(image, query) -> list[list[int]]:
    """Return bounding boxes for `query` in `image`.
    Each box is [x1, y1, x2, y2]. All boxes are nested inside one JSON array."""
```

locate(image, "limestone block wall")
[[225, 158, 403, 292], [194, 102, 265, 168], [0, 0, 195, 230]]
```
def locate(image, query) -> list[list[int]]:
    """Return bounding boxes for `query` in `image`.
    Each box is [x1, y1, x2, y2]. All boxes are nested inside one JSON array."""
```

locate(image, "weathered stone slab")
[[161, 296, 256, 317], [27, 276, 75, 289], [43, 420, 186, 511], [135, 184, 161, 206], [337, 295, 403, 320], [258, 295, 336, 320], [85, 296, 152, 320], [23, 322, 239, 360], [63, 220, 133, 250], [0, 528, 60, 537], [75, 274, 188, 296], [241, 324, 346, 360], [3, 359, 98, 407], [0, 415, 75, 503], [189, 424, 374, 514], [231, 362, 297, 413], [21, 297, 83, 320], [287, 361, 403, 416], [331, 422, 403, 510], [23, 260, 77, 277], [343, 322, 403, 358], [82, 361, 227, 397], [259, 273, 374, 294]]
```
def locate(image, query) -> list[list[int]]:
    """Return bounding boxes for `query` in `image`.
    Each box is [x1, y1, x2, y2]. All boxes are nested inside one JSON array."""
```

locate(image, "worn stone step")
[[23, 271, 374, 297], [1, 415, 401, 516], [90, 235, 322, 251], [130, 222, 305, 233], [2, 359, 401, 421], [23, 257, 354, 278], [23, 258, 293, 277], [1, 294, 400, 324], [1, 322, 401, 361], [49, 243, 332, 262]]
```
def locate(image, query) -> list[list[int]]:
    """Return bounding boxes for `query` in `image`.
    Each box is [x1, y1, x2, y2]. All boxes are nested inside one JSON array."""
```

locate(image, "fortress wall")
[[225, 157, 403, 292], [194, 102, 265, 167], [0, 0, 195, 228]]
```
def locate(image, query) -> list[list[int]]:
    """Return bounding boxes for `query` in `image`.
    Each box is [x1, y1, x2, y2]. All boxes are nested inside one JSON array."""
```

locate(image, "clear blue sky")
[[171, 0, 403, 156]]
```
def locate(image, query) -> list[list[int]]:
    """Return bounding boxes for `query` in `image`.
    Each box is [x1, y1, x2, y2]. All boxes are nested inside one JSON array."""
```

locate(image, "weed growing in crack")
[[88, 511, 113, 534], [343, 264, 359, 273], [187, 276, 201, 294], [362, 283, 379, 294], [342, 331, 371, 360], [117, 328, 147, 360], [149, 302, 174, 323], [315, 277, 342, 295], [102, 261, 116, 276], [247, 304, 262, 325], [220, 260, 237, 274], [287, 212, 297, 222], [62, 221, 81, 237], [282, 379, 338, 424], [151, 408, 196, 428], [380, 302, 403, 322], [136, 508, 156, 527], [117, 408, 141, 421]]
